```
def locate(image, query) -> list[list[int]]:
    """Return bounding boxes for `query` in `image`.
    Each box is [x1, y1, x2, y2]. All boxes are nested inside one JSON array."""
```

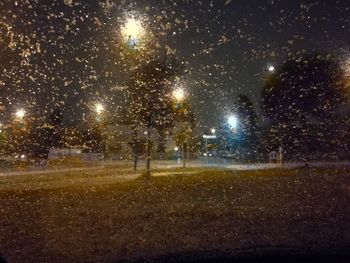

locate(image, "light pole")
[[172, 86, 189, 168], [226, 115, 239, 155], [120, 15, 149, 174], [203, 132, 217, 161], [93, 102, 106, 157]]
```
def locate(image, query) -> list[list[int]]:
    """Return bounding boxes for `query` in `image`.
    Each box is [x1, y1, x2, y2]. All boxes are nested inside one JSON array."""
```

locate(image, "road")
[[1, 159, 350, 191]]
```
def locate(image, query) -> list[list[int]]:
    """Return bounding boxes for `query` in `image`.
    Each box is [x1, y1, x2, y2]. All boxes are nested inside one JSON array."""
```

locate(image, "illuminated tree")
[[125, 58, 184, 175]]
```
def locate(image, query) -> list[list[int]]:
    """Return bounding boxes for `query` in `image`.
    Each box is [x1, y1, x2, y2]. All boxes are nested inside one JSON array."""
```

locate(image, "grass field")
[[0, 167, 349, 262]]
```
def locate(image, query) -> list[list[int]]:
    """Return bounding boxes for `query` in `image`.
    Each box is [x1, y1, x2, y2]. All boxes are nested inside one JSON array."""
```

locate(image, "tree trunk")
[[132, 128, 138, 172], [145, 128, 151, 177], [182, 142, 186, 168]]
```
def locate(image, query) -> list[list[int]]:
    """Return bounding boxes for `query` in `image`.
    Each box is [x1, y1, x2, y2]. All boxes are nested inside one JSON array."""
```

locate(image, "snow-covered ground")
[[0, 168, 349, 263], [2, 159, 350, 177]]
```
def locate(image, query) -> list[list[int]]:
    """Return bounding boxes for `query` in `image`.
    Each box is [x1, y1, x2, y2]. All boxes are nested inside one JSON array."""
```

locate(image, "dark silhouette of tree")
[[261, 54, 348, 160], [81, 129, 104, 153], [26, 126, 51, 159], [169, 99, 197, 161], [47, 108, 64, 149], [236, 94, 258, 160], [125, 58, 184, 176]]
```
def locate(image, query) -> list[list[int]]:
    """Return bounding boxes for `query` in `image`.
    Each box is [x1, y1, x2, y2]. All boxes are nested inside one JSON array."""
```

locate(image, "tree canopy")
[[261, 54, 349, 160]]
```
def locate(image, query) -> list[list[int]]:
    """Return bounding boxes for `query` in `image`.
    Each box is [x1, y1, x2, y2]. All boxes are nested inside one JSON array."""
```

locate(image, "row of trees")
[[219, 53, 350, 161], [0, 57, 195, 171], [0, 109, 104, 159], [119, 58, 196, 173]]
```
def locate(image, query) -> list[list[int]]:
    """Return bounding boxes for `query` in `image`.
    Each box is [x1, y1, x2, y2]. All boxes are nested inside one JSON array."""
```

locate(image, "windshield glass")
[[0, 0, 349, 262]]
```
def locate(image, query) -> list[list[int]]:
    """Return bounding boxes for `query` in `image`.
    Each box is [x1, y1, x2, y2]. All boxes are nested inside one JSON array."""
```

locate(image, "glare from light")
[[15, 109, 25, 119], [174, 147, 179, 151], [95, 103, 104, 115], [211, 128, 216, 134], [20, 154, 25, 159], [268, 65, 275, 72], [228, 115, 238, 129], [172, 88, 185, 102], [121, 17, 144, 48]]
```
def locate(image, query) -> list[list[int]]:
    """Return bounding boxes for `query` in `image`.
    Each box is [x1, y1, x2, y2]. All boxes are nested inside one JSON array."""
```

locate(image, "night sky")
[[0, 0, 349, 129]]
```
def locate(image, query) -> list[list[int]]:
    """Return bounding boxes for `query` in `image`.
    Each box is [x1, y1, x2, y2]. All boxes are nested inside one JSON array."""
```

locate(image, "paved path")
[[1, 160, 350, 191], [2, 159, 350, 177]]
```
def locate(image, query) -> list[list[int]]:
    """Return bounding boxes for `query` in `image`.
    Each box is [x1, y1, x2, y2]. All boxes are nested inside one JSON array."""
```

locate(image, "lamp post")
[[93, 102, 106, 157], [172, 86, 189, 168], [203, 131, 217, 161]]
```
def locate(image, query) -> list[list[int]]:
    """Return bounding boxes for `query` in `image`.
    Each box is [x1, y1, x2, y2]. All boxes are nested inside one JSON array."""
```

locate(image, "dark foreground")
[[0, 168, 349, 263]]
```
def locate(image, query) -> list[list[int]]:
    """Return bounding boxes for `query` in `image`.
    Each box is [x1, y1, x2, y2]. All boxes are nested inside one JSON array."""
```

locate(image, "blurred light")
[[203, 153, 207, 156], [211, 128, 216, 134], [174, 147, 179, 151], [172, 88, 185, 102], [95, 103, 104, 115], [228, 115, 238, 129], [15, 109, 25, 119], [268, 65, 275, 72], [203, 134, 217, 139], [20, 154, 25, 159], [121, 17, 144, 48]]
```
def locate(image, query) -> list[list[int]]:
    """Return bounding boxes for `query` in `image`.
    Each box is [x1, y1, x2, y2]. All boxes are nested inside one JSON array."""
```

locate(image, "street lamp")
[[172, 88, 185, 102], [95, 103, 104, 115], [121, 17, 145, 49], [228, 115, 238, 130], [268, 65, 275, 72], [15, 109, 25, 120]]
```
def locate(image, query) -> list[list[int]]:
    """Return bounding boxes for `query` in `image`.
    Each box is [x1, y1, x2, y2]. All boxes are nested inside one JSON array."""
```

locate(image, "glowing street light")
[[228, 115, 238, 130], [172, 88, 185, 102], [268, 65, 275, 72], [15, 109, 26, 120], [121, 17, 145, 49], [95, 103, 104, 115]]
